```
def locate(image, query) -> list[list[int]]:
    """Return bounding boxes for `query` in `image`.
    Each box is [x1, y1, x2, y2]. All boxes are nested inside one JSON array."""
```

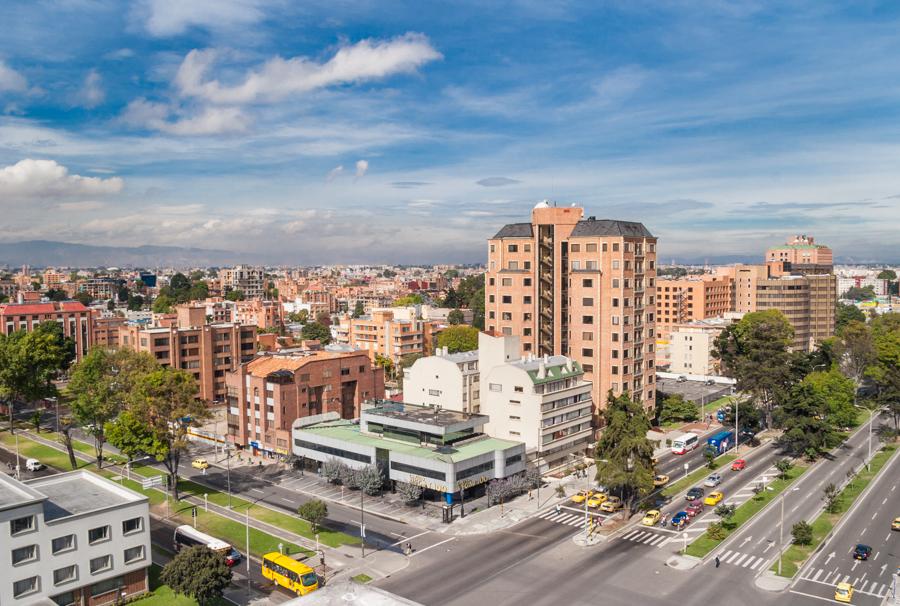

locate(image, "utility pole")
[[734, 400, 740, 455], [226, 447, 232, 509], [245, 507, 251, 600], [360, 489, 366, 558], [778, 493, 784, 576], [867, 408, 874, 471]]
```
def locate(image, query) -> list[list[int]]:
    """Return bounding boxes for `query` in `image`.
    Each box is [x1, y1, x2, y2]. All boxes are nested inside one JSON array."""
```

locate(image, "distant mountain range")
[[0, 240, 262, 269]]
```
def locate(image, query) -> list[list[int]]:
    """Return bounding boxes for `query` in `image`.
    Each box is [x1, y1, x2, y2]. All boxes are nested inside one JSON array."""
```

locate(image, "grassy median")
[[773, 444, 898, 577], [662, 453, 738, 498], [685, 463, 807, 558]]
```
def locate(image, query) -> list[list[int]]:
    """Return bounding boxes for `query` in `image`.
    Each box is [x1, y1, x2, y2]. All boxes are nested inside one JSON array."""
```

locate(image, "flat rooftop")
[[297, 420, 520, 463], [26, 471, 145, 521], [364, 400, 487, 428], [0, 473, 46, 511]]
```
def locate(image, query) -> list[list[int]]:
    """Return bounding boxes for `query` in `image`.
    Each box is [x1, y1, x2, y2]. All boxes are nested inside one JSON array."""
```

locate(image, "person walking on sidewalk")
[[715, 556, 720, 568]]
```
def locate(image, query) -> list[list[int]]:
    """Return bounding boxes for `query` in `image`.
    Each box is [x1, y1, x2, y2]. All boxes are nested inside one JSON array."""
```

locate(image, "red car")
[[731, 459, 746, 471], [686, 502, 704, 517]]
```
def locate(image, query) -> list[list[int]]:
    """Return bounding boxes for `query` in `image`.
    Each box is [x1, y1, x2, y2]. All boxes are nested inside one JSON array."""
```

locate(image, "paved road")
[[789, 444, 900, 605]]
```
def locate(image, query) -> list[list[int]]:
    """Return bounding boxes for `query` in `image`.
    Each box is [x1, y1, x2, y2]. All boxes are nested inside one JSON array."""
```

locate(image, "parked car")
[[686, 487, 705, 501], [704, 473, 722, 487], [704, 491, 724, 506], [731, 459, 746, 471], [671, 511, 689, 529], [25, 458, 44, 472], [571, 490, 594, 504], [676, 375, 687, 382], [191, 458, 210, 470], [600, 496, 623, 513], [586, 493, 608, 508], [642, 510, 661, 526], [853, 544, 872, 560], [686, 502, 704, 517]]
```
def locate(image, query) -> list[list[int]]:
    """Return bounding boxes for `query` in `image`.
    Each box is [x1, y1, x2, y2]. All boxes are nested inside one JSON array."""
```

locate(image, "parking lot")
[[656, 377, 732, 404]]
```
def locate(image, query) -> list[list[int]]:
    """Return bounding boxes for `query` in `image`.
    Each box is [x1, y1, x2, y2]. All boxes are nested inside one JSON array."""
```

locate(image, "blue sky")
[[1, 0, 899, 264]]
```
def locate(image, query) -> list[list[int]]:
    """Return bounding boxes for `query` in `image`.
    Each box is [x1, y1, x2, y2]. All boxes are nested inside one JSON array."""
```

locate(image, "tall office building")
[[486, 201, 658, 419]]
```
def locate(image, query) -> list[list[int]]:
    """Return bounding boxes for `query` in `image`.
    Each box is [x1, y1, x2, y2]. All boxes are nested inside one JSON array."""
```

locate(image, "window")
[[514, 386, 524, 393], [582, 297, 593, 306], [508, 244, 518, 253], [12, 544, 37, 565], [523, 296, 532, 304], [489, 383, 502, 392], [612, 316, 620, 325], [502, 312, 512, 321], [13, 576, 39, 598], [612, 298, 619, 307], [52, 534, 75, 554], [489, 295, 495, 303], [54, 565, 77, 586], [508, 261, 518, 270], [10, 515, 35, 536], [613, 243, 620, 252], [294, 439, 372, 463], [612, 260, 620, 269], [390, 461, 446, 481], [489, 277, 495, 285], [90, 555, 112, 575], [502, 327, 512, 335], [88, 525, 110, 545], [428, 389, 442, 396], [586, 243, 597, 252], [582, 279, 592, 287], [612, 366, 619, 375], [524, 244, 531, 252], [124, 545, 145, 564], [582, 331, 592, 341], [582, 348, 593, 357], [490, 244, 495, 253], [502, 295, 512, 304], [583, 364, 593, 372], [612, 350, 619, 359], [122, 518, 143, 535], [582, 315, 593, 324], [523, 327, 532, 336], [501, 277, 513, 286], [570, 244, 580, 252], [524, 278, 532, 286], [571, 260, 580, 270]]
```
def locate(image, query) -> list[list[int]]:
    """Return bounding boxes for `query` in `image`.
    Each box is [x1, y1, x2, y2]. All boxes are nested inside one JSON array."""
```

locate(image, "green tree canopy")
[[594, 392, 655, 512], [836, 302, 866, 332], [393, 294, 424, 307], [842, 286, 877, 301], [657, 393, 699, 425], [301, 322, 332, 344], [297, 499, 328, 532], [801, 369, 857, 429], [447, 309, 465, 325], [352, 301, 365, 318], [161, 545, 232, 606], [152, 294, 175, 313], [775, 382, 840, 459], [437, 325, 479, 353], [225, 289, 245, 301], [876, 269, 897, 280], [867, 313, 899, 432], [0, 323, 69, 431]]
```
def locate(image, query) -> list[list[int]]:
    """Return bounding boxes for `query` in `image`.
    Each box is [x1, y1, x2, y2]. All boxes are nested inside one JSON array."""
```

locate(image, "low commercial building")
[[226, 349, 384, 456], [0, 301, 93, 361], [0, 471, 151, 606], [292, 402, 526, 502]]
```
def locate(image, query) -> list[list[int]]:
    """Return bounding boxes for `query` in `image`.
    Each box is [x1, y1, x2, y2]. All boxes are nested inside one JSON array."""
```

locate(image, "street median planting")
[[662, 453, 738, 498], [684, 463, 807, 558], [772, 444, 898, 578], [0, 432, 91, 471]]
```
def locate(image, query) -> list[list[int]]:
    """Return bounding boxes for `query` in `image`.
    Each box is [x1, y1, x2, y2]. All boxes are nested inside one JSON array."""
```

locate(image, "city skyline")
[[2, 1, 900, 264]]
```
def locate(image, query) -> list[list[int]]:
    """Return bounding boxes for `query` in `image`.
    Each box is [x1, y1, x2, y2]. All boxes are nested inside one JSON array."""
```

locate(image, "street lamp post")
[[778, 492, 784, 576], [360, 488, 366, 558], [226, 446, 232, 509], [245, 507, 251, 600]]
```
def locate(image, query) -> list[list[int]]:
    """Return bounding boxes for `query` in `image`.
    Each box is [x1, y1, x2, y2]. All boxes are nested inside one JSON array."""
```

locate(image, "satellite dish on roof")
[[534, 199, 551, 209]]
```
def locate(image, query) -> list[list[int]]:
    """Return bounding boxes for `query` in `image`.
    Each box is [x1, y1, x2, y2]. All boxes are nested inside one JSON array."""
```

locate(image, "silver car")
[[704, 473, 722, 487]]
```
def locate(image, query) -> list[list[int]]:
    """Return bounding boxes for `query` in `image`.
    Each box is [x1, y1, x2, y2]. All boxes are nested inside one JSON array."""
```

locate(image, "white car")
[[25, 458, 44, 472], [704, 473, 722, 487]]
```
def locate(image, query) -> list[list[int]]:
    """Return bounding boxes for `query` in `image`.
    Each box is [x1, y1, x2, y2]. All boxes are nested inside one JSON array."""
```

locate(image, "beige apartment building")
[[486, 201, 658, 419], [766, 235, 834, 271], [92, 314, 126, 348], [118, 306, 257, 402], [219, 265, 265, 299], [224, 349, 384, 455], [233, 299, 283, 330], [339, 309, 437, 364], [0, 301, 93, 361], [668, 317, 737, 376], [655, 275, 732, 365]]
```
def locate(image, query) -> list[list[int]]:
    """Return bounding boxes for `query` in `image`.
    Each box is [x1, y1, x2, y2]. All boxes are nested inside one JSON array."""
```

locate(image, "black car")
[[686, 487, 705, 501], [853, 544, 872, 560]]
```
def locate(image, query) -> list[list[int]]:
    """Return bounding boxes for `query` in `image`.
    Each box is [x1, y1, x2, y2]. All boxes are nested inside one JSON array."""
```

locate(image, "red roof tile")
[[0, 301, 89, 316]]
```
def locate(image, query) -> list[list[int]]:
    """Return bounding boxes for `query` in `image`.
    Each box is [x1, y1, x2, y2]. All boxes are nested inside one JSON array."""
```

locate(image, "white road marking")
[[881, 497, 887, 505], [390, 530, 429, 546], [812, 568, 824, 582], [726, 551, 741, 564], [250, 488, 265, 494], [409, 537, 455, 557]]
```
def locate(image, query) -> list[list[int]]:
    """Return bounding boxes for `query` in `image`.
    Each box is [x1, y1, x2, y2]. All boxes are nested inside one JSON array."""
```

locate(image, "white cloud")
[[76, 70, 105, 109], [174, 33, 442, 104], [57, 200, 106, 211], [119, 98, 249, 135], [136, 0, 267, 37], [354, 159, 368, 179], [326, 165, 344, 182], [103, 48, 135, 60], [0, 159, 123, 199], [0, 60, 28, 93]]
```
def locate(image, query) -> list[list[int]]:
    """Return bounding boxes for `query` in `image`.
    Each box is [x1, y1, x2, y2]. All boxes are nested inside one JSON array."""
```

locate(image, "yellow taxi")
[[571, 490, 594, 504], [586, 493, 608, 508], [704, 491, 724, 506], [191, 458, 209, 470], [600, 496, 623, 513], [834, 582, 853, 603], [892, 516, 900, 531], [642, 510, 661, 526], [653, 474, 669, 487]]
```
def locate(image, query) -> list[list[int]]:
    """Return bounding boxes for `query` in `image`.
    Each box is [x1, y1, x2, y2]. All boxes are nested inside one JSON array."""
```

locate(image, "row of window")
[[12, 546, 144, 599], [294, 439, 372, 464]]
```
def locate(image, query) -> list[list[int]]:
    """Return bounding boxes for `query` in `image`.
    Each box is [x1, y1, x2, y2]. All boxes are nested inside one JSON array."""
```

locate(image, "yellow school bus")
[[261, 552, 319, 596]]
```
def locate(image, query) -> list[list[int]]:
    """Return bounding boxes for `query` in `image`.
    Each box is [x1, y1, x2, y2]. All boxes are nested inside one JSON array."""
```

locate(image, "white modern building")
[[403, 348, 481, 413], [836, 274, 890, 297], [667, 317, 736, 376], [1, 471, 151, 606]]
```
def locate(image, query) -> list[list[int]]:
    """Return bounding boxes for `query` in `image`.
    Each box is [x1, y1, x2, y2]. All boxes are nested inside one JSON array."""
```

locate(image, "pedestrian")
[[555, 504, 561, 515], [528, 489, 533, 500], [715, 556, 720, 568]]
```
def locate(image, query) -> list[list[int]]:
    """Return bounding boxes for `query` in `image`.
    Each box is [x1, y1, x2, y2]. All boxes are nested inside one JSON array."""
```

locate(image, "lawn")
[[0, 431, 91, 471], [662, 453, 738, 497], [133, 565, 232, 606], [773, 444, 898, 577], [685, 463, 807, 558], [352, 573, 373, 584]]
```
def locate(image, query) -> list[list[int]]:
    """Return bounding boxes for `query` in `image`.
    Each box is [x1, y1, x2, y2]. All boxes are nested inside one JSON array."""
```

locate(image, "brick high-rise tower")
[[486, 201, 658, 422]]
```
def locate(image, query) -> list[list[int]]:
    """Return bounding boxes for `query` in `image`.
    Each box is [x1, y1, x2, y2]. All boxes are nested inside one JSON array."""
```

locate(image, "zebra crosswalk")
[[535, 508, 604, 528], [619, 529, 669, 547], [798, 567, 893, 598], [715, 549, 769, 570]]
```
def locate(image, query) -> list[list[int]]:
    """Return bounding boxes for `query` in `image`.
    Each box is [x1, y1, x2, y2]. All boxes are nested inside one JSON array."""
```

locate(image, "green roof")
[[526, 360, 583, 384], [298, 421, 519, 463], [775, 244, 827, 250]]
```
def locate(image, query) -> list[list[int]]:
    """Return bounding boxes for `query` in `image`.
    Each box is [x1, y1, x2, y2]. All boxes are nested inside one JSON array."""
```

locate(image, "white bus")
[[671, 432, 699, 455], [173, 525, 242, 567]]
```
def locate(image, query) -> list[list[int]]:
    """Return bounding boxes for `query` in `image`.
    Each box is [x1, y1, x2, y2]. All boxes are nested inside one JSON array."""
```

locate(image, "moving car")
[[586, 493, 608, 508], [686, 502, 704, 517], [25, 458, 44, 472], [571, 490, 594, 504], [686, 487, 705, 501], [853, 544, 872, 560], [891, 516, 900, 531], [600, 496, 623, 513], [834, 582, 853, 603], [731, 459, 746, 471], [191, 458, 210, 470], [704, 473, 722, 487], [671, 511, 689, 529], [642, 510, 661, 526], [704, 491, 724, 506], [653, 474, 669, 487]]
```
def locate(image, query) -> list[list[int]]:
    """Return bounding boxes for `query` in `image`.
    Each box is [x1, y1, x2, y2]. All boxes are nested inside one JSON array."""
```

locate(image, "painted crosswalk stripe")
[[623, 530, 641, 541], [642, 534, 658, 544], [719, 550, 733, 561], [812, 568, 824, 582], [725, 551, 741, 564], [648, 534, 665, 546], [747, 557, 761, 569], [733, 554, 749, 566], [630, 531, 648, 542]]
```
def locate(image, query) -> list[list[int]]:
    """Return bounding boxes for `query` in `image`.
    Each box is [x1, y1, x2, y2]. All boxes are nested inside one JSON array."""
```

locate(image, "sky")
[[1, 0, 899, 265]]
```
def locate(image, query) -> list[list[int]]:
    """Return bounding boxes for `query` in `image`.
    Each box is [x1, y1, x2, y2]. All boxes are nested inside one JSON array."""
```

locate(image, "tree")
[[706, 521, 728, 540], [30, 409, 42, 432], [297, 500, 328, 532], [74, 291, 93, 306], [46, 288, 68, 301], [713, 310, 795, 428], [225, 289, 245, 302], [393, 294, 424, 307], [300, 322, 331, 344], [396, 481, 423, 504], [594, 392, 655, 513], [373, 354, 395, 380], [322, 458, 345, 483], [0, 325, 68, 433], [801, 368, 857, 428], [152, 294, 174, 313], [105, 410, 154, 464], [189, 281, 209, 301], [836, 302, 866, 332], [127, 294, 145, 311], [398, 353, 423, 371], [161, 545, 232, 606], [822, 482, 840, 513], [774, 458, 793, 480], [835, 320, 875, 404], [357, 464, 385, 495], [776, 381, 840, 459], [117, 285, 130, 302], [170, 273, 191, 292], [125, 367, 210, 499], [442, 288, 461, 309], [315, 311, 332, 327], [352, 301, 365, 318], [658, 393, 699, 424], [437, 325, 479, 353], [792, 520, 813, 545], [382, 269, 397, 278], [339, 465, 360, 489], [447, 309, 465, 325], [704, 448, 716, 469], [867, 313, 900, 432], [842, 286, 877, 301], [877, 269, 897, 281], [714, 503, 737, 529], [57, 415, 79, 470]]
